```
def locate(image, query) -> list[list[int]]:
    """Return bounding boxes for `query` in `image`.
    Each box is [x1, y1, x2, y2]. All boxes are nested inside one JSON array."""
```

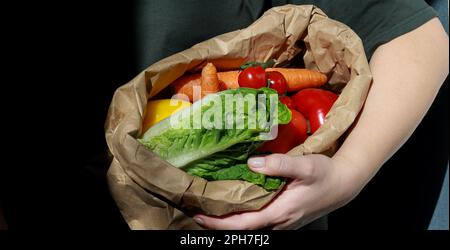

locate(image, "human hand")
[[193, 153, 361, 229]]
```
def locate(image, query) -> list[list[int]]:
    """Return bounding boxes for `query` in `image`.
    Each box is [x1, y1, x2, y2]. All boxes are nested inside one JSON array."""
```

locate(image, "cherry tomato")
[[292, 88, 338, 134], [257, 109, 308, 154], [266, 71, 287, 95], [279, 95, 295, 109], [238, 66, 266, 89]]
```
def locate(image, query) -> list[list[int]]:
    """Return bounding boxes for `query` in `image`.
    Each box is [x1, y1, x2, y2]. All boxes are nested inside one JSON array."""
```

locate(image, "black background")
[[1, 1, 448, 231]]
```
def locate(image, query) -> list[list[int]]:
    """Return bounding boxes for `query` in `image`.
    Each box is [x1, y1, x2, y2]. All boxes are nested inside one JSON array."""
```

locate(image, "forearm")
[[333, 18, 449, 194]]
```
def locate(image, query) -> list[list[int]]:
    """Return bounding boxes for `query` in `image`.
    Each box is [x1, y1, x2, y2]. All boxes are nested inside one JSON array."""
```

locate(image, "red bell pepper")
[[257, 109, 308, 154], [279, 95, 295, 110], [292, 88, 338, 134]]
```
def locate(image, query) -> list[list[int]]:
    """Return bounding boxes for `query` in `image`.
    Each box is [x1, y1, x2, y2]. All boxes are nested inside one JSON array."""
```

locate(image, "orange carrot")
[[217, 71, 240, 90], [266, 68, 327, 92], [200, 63, 220, 97], [173, 67, 327, 101], [173, 70, 239, 102], [173, 63, 221, 102], [172, 74, 200, 102]]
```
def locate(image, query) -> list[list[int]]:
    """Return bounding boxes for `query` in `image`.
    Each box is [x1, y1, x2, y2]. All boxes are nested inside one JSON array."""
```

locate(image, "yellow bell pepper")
[[142, 99, 191, 132]]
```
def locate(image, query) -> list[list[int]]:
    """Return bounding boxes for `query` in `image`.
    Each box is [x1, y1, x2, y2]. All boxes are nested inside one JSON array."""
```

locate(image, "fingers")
[[248, 154, 314, 179], [193, 210, 274, 230]]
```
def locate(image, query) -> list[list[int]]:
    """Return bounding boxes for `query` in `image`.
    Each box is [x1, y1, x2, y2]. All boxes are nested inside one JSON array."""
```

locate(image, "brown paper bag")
[[105, 4, 372, 229]]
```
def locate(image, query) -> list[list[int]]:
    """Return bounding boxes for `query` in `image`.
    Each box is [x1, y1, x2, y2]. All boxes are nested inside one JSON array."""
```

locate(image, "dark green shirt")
[[135, 0, 437, 70]]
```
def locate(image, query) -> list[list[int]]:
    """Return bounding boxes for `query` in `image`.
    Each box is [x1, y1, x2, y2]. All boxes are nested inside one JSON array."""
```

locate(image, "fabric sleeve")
[[282, 0, 438, 59], [361, 1, 438, 58]]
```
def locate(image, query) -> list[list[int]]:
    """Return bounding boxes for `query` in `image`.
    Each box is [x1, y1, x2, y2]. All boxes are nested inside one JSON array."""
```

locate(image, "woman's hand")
[[193, 153, 360, 230]]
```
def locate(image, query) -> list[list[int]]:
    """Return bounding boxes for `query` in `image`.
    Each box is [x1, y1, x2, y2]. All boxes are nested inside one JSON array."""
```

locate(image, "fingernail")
[[193, 216, 204, 225], [248, 157, 265, 168]]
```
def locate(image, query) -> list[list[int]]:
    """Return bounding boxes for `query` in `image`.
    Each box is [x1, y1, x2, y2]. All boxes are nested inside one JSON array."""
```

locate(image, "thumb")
[[248, 154, 311, 179]]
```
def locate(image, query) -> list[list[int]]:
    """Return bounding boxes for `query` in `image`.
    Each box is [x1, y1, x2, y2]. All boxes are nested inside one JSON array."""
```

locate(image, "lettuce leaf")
[[138, 87, 291, 190], [184, 143, 284, 190]]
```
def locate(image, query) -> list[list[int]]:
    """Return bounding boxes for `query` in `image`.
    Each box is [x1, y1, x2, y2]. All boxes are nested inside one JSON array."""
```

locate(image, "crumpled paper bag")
[[105, 4, 372, 229]]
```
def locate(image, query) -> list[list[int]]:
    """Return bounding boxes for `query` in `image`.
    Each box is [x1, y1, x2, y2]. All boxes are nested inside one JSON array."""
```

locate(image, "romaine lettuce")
[[138, 87, 291, 190]]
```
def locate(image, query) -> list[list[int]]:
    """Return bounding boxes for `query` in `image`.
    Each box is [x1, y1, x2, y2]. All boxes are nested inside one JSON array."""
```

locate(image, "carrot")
[[265, 68, 327, 92], [173, 63, 222, 102], [173, 67, 327, 101], [200, 63, 220, 97], [173, 70, 239, 102], [172, 74, 200, 102], [216, 71, 240, 90]]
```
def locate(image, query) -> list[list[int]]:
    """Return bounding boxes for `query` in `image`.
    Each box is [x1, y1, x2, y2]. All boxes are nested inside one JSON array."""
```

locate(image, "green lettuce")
[[138, 87, 291, 190], [184, 144, 283, 190]]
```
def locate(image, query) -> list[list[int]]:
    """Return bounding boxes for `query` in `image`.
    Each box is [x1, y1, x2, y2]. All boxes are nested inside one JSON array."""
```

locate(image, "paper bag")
[[105, 4, 372, 229]]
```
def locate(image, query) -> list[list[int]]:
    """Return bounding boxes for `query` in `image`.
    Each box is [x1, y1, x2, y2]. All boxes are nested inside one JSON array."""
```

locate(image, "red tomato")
[[279, 95, 295, 109], [257, 109, 308, 154], [238, 66, 266, 89], [266, 71, 287, 95], [292, 88, 338, 134]]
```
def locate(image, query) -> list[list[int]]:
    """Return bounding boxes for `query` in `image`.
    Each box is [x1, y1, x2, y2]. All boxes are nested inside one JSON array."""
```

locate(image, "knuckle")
[[239, 215, 267, 230], [267, 154, 289, 173], [301, 157, 316, 179], [272, 214, 288, 225]]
